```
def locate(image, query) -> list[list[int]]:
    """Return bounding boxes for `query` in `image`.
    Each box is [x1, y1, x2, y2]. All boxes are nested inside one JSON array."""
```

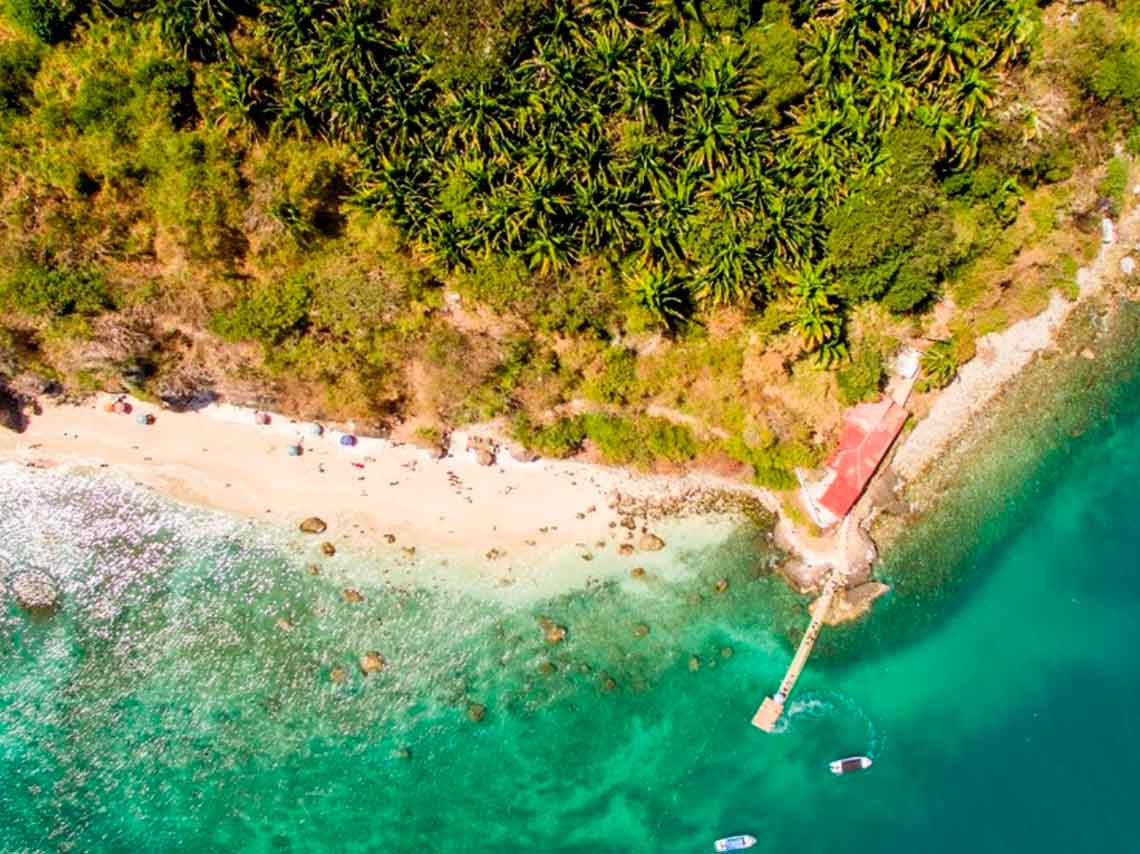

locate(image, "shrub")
[[0, 264, 113, 316], [5, 0, 70, 43], [511, 414, 586, 459], [836, 349, 884, 405], [0, 39, 42, 114], [210, 276, 313, 345], [581, 413, 646, 466], [584, 346, 637, 405], [641, 418, 697, 463], [1099, 156, 1130, 215]]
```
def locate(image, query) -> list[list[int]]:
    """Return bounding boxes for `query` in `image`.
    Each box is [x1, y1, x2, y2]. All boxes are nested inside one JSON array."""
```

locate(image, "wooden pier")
[[752, 573, 839, 733]]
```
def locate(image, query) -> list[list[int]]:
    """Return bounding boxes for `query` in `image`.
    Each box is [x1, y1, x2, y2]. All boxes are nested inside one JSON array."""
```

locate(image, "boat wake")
[[771, 692, 882, 757]]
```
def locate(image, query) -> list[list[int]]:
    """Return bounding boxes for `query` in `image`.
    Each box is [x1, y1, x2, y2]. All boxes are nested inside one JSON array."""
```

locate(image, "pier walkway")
[[752, 572, 840, 732]]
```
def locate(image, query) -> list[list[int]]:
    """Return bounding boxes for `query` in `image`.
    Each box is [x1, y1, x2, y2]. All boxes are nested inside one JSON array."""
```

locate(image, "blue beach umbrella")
[[339, 434, 357, 447], [287, 444, 303, 457]]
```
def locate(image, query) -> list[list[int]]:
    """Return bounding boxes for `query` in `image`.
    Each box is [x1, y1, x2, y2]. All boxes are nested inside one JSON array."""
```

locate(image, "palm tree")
[[782, 262, 843, 352], [629, 267, 689, 329], [919, 340, 957, 390]]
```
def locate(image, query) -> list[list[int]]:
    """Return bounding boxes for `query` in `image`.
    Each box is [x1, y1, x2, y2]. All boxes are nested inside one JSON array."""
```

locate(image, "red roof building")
[[817, 398, 908, 520]]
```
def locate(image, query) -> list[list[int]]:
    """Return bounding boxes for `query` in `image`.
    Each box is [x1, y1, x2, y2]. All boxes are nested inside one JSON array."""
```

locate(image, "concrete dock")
[[752, 573, 839, 732]]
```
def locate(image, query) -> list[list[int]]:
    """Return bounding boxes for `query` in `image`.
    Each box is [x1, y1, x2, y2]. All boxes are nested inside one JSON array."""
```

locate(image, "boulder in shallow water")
[[688, 655, 701, 672], [639, 532, 665, 551], [342, 588, 364, 604], [299, 516, 327, 534], [713, 578, 729, 594], [630, 567, 646, 579], [538, 617, 567, 645], [633, 623, 649, 638], [10, 570, 60, 614], [329, 667, 348, 684], [618, 543, 634, 556], [320, 541, 336, 557], [360, 651, 386, 674], [466, 702, 487, 723]]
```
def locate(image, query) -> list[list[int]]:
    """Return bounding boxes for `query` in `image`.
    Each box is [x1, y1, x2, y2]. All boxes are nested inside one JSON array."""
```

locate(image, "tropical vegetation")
[[0, 0, 1136, 482]]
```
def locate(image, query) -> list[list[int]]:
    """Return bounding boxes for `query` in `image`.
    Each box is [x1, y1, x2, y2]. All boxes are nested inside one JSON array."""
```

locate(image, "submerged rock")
[[360, 651, 386, 674], [713, 578, 729, 594], [639, 532, 665, 551], [538, 616, 567, 645], [305, 563, 321, 576], [688, 655, 701, 672], [329, 666, 348, 684], [10, 570, 60, 614], [633, 623, 650, 638], [630, 567, 646, 579], [320, 541, 336, 557], [392, 746, 412, 760], [617, 543, 634, 556], [299, 516, 327, 534], [342, 588, 364, 604], [466, 702, 487, 723]]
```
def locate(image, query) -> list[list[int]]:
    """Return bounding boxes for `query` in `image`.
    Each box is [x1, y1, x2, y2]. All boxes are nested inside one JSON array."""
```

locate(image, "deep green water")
[[3, 310, 1140, 853]]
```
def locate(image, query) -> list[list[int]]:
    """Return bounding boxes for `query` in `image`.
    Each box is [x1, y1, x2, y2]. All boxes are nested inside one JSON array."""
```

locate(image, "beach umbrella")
[[112, 400, 132, 415], [135, 413, 155, 425], [287, 444, 303, 457], [339, 434, 357, 447], [306, 423, 324, 436], [255, 411, 271, 426]]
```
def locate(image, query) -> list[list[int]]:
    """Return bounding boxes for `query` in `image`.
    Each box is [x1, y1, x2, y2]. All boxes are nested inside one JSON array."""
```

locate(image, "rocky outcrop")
[[10, 570, 60, 614], [809, 582, 891, 626], [299, 516, 327, 534], [0, 381, 27, 433], [466, 435, 497, 466]]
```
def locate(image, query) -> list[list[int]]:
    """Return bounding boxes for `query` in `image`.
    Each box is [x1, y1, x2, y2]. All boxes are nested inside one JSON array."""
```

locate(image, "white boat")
[[714, 835, 757, 851], [829, 755, 872, 775]]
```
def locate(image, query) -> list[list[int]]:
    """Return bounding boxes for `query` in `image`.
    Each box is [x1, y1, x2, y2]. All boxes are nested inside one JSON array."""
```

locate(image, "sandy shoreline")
[[0, 395, 782, 589], [5, 208, 1130, 596]]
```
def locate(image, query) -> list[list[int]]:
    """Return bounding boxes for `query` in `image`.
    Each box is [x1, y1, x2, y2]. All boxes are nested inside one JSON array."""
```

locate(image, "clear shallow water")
[[3, 313, 1140, 853]]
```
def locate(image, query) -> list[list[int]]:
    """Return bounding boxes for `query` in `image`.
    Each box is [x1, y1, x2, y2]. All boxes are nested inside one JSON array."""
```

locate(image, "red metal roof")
[[818, 398, 908, 519]]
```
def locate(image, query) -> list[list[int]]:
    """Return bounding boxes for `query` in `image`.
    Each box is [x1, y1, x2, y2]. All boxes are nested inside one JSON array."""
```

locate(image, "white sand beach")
[[0, 394, 777, 585]]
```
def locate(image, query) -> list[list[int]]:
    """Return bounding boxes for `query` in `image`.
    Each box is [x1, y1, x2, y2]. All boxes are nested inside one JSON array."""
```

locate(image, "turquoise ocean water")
[[3, 305, 1140, 853]]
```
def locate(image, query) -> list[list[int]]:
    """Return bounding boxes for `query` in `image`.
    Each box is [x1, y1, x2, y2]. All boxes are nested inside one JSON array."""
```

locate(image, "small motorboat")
[[830, 755, 873, 775], [714, 835, 757, 851]]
